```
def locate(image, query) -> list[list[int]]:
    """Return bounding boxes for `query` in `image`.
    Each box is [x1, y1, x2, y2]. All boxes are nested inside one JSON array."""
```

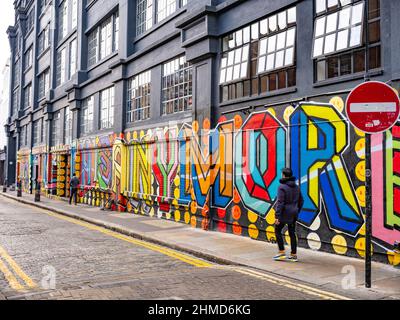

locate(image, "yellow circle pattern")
[[331, 235, 348, 255], [356, 186, 366, 207], [355, 161, 366, 182], [174, 210, 181, 222], [283, 106, 295, 124], [355, 139, 365, 159], [247, 211, 258, 224], [184, 211, 191, 224], [248, 224, 259, 239], [329, 96, 344, 112], [355, 237, 373, 258], [266, 208, 276, 225], [266, 226, 275, 241]]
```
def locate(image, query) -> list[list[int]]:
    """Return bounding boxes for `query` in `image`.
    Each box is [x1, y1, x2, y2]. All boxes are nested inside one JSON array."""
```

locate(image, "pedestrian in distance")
[[273, 168, 304, 262], [69, 173, 80, 206]]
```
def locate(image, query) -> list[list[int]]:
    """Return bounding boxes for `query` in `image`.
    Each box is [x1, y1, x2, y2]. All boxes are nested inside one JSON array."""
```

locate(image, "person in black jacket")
[[273, 168, 304, 262], [69, 173, 80, 205]]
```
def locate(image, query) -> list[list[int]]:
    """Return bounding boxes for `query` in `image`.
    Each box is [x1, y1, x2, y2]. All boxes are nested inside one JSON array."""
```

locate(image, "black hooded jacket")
[[275, 176, 304, 224]]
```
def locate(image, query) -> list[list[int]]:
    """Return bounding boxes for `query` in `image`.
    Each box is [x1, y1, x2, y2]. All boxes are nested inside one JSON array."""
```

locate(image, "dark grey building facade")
[[4, 0, 400, 263]]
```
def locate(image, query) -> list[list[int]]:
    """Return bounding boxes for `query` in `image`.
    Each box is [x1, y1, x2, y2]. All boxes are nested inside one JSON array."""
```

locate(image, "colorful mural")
[[113, 101, 399, 264], [372, 124, 400, 248], [17, 150, 31, 193], [15, 100, 400, 265]]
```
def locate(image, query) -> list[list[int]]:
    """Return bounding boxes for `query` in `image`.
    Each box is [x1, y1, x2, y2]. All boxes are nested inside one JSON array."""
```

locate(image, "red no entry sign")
[[346, 81, 400, 134]]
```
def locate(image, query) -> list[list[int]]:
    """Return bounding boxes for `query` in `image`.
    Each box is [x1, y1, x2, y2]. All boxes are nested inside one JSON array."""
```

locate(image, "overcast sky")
[[0, 1, 14, 149], [0, 1, 14, 69]]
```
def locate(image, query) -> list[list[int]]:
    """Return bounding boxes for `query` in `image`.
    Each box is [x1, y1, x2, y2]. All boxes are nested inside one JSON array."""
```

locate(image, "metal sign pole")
[[364, 0, 372, 289], [365, 134, 372, 288]]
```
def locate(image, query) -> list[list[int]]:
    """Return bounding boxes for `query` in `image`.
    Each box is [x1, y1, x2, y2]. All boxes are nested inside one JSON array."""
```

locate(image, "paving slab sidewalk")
[[1, 191, 399, 300]]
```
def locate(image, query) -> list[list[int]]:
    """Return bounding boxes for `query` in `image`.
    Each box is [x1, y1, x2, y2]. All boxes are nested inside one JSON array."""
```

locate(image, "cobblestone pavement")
[[0, 197, 359, 300]]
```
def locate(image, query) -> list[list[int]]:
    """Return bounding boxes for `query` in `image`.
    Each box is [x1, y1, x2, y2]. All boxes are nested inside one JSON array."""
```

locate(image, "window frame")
[[312, 0, 365, 59], [23, 83, 32, 110], [64, 107, 72, 145], [87, 11, 119, 68], [219, 6, 297, 102], [51, 111, 61, 146], [80, 95, 95, 136], [161, 56, 193, 116], [127, 70, 152, 123], [313, 0, 381, 82], [99, 86, 115, 130], [38, 68, 50, 100], [33, 119, 41, 147]]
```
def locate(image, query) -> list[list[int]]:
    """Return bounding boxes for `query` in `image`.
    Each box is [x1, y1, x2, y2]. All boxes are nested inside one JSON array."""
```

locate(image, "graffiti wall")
[[77, 134, 115, 207], [17, 151, 31, 193], [106, 100, 399, 264]]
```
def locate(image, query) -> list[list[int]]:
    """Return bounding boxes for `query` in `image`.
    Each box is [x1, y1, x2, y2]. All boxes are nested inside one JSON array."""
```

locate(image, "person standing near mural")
[[274, 168, 304, 262], [69, 173, 80, 206]]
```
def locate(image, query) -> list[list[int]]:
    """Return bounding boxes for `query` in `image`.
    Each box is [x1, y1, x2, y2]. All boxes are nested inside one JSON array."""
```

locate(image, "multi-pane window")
[[33, 120, 40, 146], [71, 0, 78, 29], [12, 89, 19, 115], [127, 70, 151, 123], [26, 8, 35, 33], [313, 1, 364, 58], [20, 125, 27, 147], [14, 59, 20, 88], [69, 39, 77, 79], [136, 0, 153, 36], [220, 44, 249, 84], [23, 84, 31, 109], [38, 24, 51, 55], [157, 0, 176, 23], [100, 87, 115, 129], [100, 17, 113, 60], [51, 111, 61, 146], [80, 96, 94, 135], [114, 12, 119, 51], [161, 56, 192, 115], [56, 48, 66, 87], [24, 46, 33, 70], [87, 31, 98, 67], [220, 6, 297, 102], [258, 27, 296, 73], [38, 68, 50, 100], [58, 0, 68, 41], [41, 119, 46, 143], [87, 12, 119, 67], [314, 0, 381, 81], [64, 107, 72, 145]]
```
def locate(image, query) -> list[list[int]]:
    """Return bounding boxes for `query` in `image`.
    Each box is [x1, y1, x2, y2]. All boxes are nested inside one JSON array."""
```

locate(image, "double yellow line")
[[0, 245, 37, 292], [232, 267, 352, 300]]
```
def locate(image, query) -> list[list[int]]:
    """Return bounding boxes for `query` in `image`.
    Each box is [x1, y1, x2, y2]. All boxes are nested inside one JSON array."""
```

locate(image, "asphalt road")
[[0, 197, 353, 300]]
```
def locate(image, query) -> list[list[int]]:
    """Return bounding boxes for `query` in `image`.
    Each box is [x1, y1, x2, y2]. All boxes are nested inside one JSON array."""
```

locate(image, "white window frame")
[[69, 38, 77, 79], [312, 0, 365, 58], [80, 96, 94, 135], [127, 70, 151, 123], [257, 27, 296, 75], [87, 12, 119, 67], [100, 87, 115, 129], [56, 48, 67, 87]]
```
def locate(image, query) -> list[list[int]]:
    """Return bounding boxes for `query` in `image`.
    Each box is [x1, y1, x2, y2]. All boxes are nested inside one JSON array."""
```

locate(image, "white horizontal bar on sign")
[[349, 102, 397, 113]]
